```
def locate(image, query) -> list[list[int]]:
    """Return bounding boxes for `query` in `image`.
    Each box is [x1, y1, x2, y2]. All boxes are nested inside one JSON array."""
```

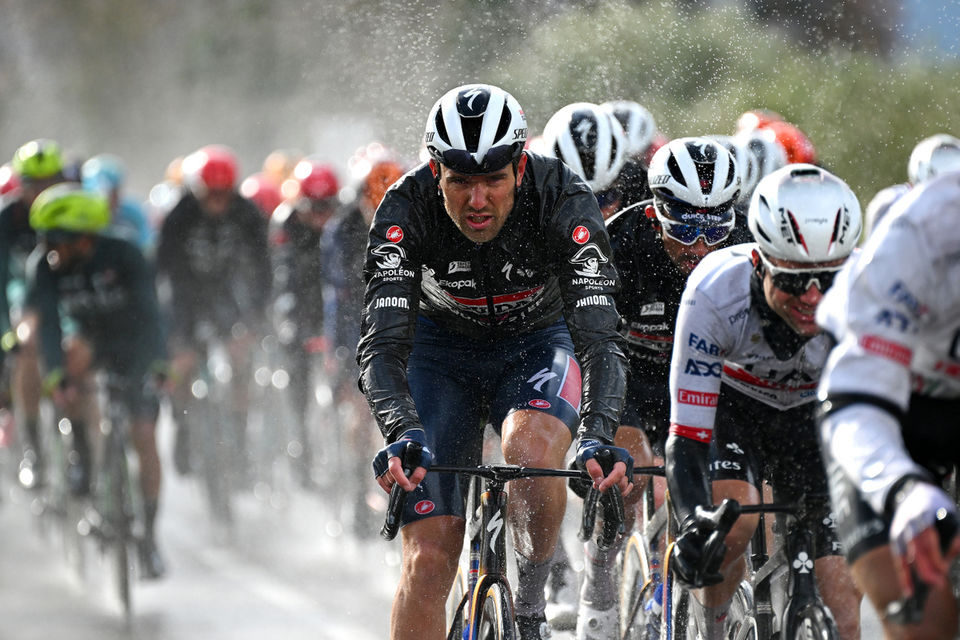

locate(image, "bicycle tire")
[[784, 602, 839, 640], [196, 392, 234, 525], [725, 581, 757, 640], [620, 531, 657, 639], [447, 565, 468, 640], [662, 569, 692, 640], [105, 430, 133, 617], [469, 578, 517, 640]]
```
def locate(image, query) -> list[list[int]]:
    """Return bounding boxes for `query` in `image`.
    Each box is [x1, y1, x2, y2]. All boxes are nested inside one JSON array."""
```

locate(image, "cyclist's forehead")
[[764, 252, 845, 271]]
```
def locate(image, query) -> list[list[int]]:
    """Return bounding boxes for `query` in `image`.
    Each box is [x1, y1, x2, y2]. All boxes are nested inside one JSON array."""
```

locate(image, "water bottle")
[[644, 581, 664, 640]]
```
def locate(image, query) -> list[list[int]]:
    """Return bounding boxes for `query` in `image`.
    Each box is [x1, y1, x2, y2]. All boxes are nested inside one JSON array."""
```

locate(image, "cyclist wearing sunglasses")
[[570, 136, 742, 638], [359, 84, 632, 640], [818, 170, 960, 640], [665, 164, 864, 640]]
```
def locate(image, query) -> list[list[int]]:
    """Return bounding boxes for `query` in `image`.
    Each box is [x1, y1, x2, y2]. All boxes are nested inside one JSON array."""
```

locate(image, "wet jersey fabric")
[[156, 192, 271, 345], [606, 203, 688, 444], [668, 244, 831, 443], [25, 235, 166, 379], [0, 198, 37, 334], [817, 173, 960, 519], [357, 153, 627, 444]]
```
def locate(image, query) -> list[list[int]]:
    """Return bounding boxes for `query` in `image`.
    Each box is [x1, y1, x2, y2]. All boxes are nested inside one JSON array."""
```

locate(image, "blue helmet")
[[81, 153, 126, 194]]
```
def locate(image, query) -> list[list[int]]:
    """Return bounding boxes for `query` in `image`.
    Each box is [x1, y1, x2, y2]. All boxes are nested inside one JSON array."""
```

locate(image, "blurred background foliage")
[[1, 0, 958, 203]]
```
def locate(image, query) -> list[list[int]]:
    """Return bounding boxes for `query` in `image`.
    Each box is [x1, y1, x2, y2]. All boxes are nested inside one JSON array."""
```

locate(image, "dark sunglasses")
[[653, 200, 734, 246], [758, 251, 841, 295]]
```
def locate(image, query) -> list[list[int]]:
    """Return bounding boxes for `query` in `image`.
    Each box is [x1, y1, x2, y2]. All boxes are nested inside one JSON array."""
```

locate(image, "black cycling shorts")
[[823, 394, 960, 564], [398, 316, 581, 526], [710, 383, 840, 559]]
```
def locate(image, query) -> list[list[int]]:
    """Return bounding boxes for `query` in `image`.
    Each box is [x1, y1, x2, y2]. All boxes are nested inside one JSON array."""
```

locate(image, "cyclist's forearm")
[[360, 352, 422, 441], [576, 345, 627, 444], [665, 433, 712, 527]]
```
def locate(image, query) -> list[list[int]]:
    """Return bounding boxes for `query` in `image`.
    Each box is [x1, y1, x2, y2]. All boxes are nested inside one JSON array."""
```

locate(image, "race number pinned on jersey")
[[386, 225, 404, 243], [572, 226, 590, 244]]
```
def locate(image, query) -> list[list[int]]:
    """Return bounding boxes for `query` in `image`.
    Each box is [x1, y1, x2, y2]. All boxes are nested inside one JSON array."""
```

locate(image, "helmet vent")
[[786, 210, 810, 255], [724, 156, 736, 188], [494, 103, 511, 147], [696, 159, 716, 195], [666, 154, 686, 188], [434, 111, 450, 148]]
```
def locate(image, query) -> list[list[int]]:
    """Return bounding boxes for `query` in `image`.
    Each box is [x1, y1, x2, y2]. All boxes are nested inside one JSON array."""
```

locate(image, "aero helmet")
[[29, 183, 110, 233], [907, 134, 960, 185], [542, 102, 627, 192], [81, 153, 126, 194], [601, 100, 656, 158], [748, 164, 861, 263], [183, 144, 238, 194], [424, 84, 527, 175], [647, 137, 741, 210], [12, 139, 63, 180]]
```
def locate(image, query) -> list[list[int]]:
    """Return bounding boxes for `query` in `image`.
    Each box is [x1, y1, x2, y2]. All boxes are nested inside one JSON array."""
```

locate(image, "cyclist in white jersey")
[[665, 164, 863, 639], [818, 171, 960, 639]]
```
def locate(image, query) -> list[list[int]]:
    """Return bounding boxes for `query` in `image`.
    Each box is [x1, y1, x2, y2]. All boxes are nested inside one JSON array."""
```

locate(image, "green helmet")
[[29, 183, 110, 233], [12, 138, 63, 180]]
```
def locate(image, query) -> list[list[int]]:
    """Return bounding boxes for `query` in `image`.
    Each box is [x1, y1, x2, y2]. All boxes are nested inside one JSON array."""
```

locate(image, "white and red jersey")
[[668, 244, 833, 443], [819, 174, 960, 407]]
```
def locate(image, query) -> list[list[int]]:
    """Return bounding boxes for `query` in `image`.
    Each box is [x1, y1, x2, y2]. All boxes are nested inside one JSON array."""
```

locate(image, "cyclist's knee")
[[501, 411, 569, 467], [400, 517, 464, 590]]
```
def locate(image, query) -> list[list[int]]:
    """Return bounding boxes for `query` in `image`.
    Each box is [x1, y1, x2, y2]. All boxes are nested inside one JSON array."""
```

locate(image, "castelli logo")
[[386, 226, 404, 243], [414, 500, 435, 515], [572, 226, 590, 244], [528, 399, 551, 409]]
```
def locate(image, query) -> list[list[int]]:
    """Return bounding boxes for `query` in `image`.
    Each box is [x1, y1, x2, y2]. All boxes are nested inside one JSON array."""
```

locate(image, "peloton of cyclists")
[[358, 83, 633, 640], [665, 164, 864, 640], [817, 169, 960, 640]]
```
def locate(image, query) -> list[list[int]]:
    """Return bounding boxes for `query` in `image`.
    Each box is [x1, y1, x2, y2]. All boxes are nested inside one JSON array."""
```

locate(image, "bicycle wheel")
[[785, 602, 839, 640], [469, 579, 517, 640], [661, 546, 693, 640], [620, 531, 657, 639], [104, 432, 133, 617], [725, 581, 758, 640], [447, 565, 468, 640]]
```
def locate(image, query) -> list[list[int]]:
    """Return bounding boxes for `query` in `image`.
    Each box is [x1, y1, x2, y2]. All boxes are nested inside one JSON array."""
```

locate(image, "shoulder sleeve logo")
[[572, 226, 590, 244], [386, 225, 404, 243]]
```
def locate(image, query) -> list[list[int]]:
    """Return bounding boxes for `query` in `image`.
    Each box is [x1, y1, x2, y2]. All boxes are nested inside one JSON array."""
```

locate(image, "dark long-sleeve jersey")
[[0, 198, 37, 334], [25, 235, 166, 378], [156, 192, 271, 344], [356, 154, 627, 444]]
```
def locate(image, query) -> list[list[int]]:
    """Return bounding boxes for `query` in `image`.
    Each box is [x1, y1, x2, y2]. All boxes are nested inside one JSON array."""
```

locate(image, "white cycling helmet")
[[735, 129, 787, 183], [748, 164, 862, 263], [542, 102, 626, 192], [424, 84, 527, 175], [708, 134, 758, 205], [647, 137, 741, 211], [601, 100, 656, 158], [907, 134, 960, 185]]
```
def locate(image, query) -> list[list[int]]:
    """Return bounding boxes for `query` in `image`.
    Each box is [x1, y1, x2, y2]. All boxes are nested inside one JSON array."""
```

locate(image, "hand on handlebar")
[[890, 482, 960, 597], [575, 439, 634, 496], [672, 501, 739, 589], [372, 428, 434, 493]]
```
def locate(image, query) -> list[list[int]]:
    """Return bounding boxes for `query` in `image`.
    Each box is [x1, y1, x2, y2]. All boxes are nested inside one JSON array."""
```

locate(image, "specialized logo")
[[640, 302, 665, 316], [386, 225, 404, 243], [372, 243, 406, 270], [528, 399, 551, 409], [569, 243, 609, 278], [573, 116, 596, 150], [459, 87, 488, 115], [792, 551, 813, 574], [414, 500, 435, 515], [448, 261, 471, 274], [684, 359, 722, 377], [487, 508, 504, 553], [528, 368, 559, 392], [572, 226, 590, 244], [678, 389, 719, 407]]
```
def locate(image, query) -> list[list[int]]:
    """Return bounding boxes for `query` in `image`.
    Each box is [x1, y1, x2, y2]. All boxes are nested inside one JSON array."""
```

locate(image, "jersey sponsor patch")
[[569, 243, 609, 278], [386, 225, 404, 243], [669, 422, 712, 443], [448, 261, 471, 274], [414, 500, 435, 515], [572, 226, 590, 244], [640, 301, 665, 316], [684, 358, 722, 377], [860, 334, 912, 367], [678, 389, 719, 407], [373, 296, 409, 310], [528, 398, 551, 409]]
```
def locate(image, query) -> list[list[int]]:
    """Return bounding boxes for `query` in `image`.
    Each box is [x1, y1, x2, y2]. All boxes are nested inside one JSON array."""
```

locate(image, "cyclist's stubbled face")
[[761, 254, 845, 337], [435, 155, 526, 244]]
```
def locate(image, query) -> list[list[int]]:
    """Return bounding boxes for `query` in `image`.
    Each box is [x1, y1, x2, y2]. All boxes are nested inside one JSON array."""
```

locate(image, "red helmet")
[[293, 159, 339, 200], [735, 109, 784, 133], [240, 172, 283, 218], [184, 144, 238, 193], [761, 120, 817, 165], [0, 163, 20, 197]]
